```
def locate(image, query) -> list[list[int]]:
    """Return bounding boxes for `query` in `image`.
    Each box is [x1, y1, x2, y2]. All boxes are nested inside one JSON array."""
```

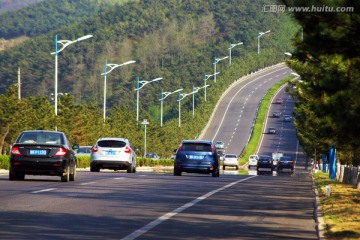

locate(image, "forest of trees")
[[0, 0, 299, 158], [281, 0, 360, 166]]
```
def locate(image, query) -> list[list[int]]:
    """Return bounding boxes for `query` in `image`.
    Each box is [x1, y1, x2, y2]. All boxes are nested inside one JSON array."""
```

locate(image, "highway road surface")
[[0, 65, 318, 239]]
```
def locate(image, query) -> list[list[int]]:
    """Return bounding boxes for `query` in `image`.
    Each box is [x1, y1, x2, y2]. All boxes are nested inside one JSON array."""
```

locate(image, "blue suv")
[[173, 140, 220, 177]]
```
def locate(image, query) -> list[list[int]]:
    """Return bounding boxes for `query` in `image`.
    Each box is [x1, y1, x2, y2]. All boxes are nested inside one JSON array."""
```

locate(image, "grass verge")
[[313, 171, 360, 239]]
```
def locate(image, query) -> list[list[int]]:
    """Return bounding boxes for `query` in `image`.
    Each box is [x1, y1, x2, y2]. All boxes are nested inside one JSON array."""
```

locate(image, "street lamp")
[[177, 88, 198, 127], [213, 56, 228, 82], [257, 30, 271, 54], [101, 59, 136, 123], [203, 72, 218, 101], [159, 88, 183, 127], [191, 85, 209, 116], [135, 77, 162, 123], [141, 119, 149, 157], [229, 41, 243, 65], [51, 34, 93, 116]]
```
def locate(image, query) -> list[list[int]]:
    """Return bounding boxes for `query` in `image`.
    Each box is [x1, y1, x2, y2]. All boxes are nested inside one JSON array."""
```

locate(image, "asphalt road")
[[0, 66, 318, 239], [0, 170, 316, 240], [200, 63, 293, 156]]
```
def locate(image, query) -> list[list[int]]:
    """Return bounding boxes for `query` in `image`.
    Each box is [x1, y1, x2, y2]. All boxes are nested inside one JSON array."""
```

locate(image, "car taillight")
[[178, 144, 183, 151], [92, 146, 98, 152], [124, 146, 131, 154], [211, 144, 215, 152], [55, 147, 66, 156], [11, 146, 21, 156]]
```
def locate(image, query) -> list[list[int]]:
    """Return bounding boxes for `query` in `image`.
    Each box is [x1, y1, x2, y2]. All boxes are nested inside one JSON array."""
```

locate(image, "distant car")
[[223, 154, 239, 170], [215, 141, 224, 149], [75, 146, 92, 156], [257, 155, 274, 171], [90, 138, 137, 173], [219, 152, 226, 162], [9, 130, 77, 182], [248, 154, 259, 168], [145, 152, 160, 160], [275, 98, 283, 104], [268, 127, 276, 134], [173, 140, 220, 177], [277, 156, 295, 173], [283, 115, 292, 122], [272, 111, 281, 118]]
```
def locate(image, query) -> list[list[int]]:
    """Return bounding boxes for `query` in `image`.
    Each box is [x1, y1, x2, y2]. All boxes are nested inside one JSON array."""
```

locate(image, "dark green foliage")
[[0, 0, 299, 158], [281, 0, 360, 165]]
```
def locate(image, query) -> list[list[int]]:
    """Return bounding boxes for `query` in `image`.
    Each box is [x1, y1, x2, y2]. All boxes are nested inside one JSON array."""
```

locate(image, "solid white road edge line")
[[121, 175, 257, 240]]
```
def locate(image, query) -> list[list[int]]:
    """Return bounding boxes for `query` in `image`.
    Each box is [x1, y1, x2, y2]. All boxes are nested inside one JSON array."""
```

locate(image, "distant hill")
[[0, 0, 45, 14], [0, 0, 299, 116]]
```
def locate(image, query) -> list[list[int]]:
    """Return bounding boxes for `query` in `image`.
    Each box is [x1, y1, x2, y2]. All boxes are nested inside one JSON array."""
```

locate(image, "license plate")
[[284, 161, 288, 164], [106, 151, 116, 155], [188, 155, 203, 160], [30, 150, 46, 155]]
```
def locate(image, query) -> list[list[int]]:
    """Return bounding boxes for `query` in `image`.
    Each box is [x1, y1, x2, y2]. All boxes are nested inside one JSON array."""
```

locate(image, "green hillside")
[[0, 0, 299, 156]]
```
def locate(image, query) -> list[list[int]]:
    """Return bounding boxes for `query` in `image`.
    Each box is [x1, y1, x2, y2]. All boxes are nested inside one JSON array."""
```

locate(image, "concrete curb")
[[312, 174, 326, 240]]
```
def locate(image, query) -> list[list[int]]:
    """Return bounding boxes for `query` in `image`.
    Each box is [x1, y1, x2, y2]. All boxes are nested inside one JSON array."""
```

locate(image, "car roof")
[[182, 140, 212, 144], [21, 130, 64, 134], [97, 137, 128, 141]]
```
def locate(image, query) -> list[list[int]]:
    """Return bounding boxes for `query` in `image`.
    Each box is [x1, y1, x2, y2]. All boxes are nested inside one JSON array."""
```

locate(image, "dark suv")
[[173, 140, 220, 177], [9, 130, 77, 182]]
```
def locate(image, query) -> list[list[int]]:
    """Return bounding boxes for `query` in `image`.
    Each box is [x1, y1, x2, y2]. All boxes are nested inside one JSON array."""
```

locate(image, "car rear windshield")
[[98, 140, 126, 148], [225, 154, 237, 158], [18, 132, 63, 144], [182, 142, 212, 152]]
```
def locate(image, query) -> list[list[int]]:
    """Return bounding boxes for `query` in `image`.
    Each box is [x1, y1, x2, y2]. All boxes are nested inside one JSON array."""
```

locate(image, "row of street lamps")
[[51, 30, 271, 125]]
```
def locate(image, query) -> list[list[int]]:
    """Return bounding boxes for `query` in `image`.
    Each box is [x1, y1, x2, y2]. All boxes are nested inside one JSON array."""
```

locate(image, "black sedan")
[[257, 155, 274, 171], [9, 130, 77, 182]]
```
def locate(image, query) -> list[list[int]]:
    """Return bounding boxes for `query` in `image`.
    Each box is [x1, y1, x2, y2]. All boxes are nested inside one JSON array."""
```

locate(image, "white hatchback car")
[[90, 138, 136, 173], [223, 154, 239, 170], [248, 154, 259, 168]]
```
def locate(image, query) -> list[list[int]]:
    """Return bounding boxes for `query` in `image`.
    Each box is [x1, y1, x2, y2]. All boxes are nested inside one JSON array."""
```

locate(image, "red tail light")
[[124, 146, 131, 154], [92, 146, 98, 152], [11, 146, 21, 156], [55, 147, 67, 156], [211, 144, 215, 152], [178, 143, 183, 151]]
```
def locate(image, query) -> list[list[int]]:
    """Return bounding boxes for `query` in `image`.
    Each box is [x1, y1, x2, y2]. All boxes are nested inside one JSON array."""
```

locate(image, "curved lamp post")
[[213, 56, 228, 82], [51, 34, 93, 116], [257, 30, 271, 54], [135, 77, 162, 123], [229, 41, 243, 65], [203, 72, 218, 101], [101, 59, 136, 123], [192, 85, 209, 116], [159, 88, 183, 127], [177, 87, 199, 127]]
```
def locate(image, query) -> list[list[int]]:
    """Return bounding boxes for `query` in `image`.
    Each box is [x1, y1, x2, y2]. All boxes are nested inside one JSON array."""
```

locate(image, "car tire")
[[61, 166, 70, 182], [127, 164, 134, 173], [174, 169, 181, 176], [70, 164, 76, 181], [9, 170, 17, 181], [90, 166, 100, 172], [223, 165, 226, 170], [236, 166, 239, 170], [212, 168, 220, 177]]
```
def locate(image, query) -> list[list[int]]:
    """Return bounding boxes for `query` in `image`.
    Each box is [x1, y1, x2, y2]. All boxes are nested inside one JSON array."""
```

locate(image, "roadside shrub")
[[0, 155, 9, 170]]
